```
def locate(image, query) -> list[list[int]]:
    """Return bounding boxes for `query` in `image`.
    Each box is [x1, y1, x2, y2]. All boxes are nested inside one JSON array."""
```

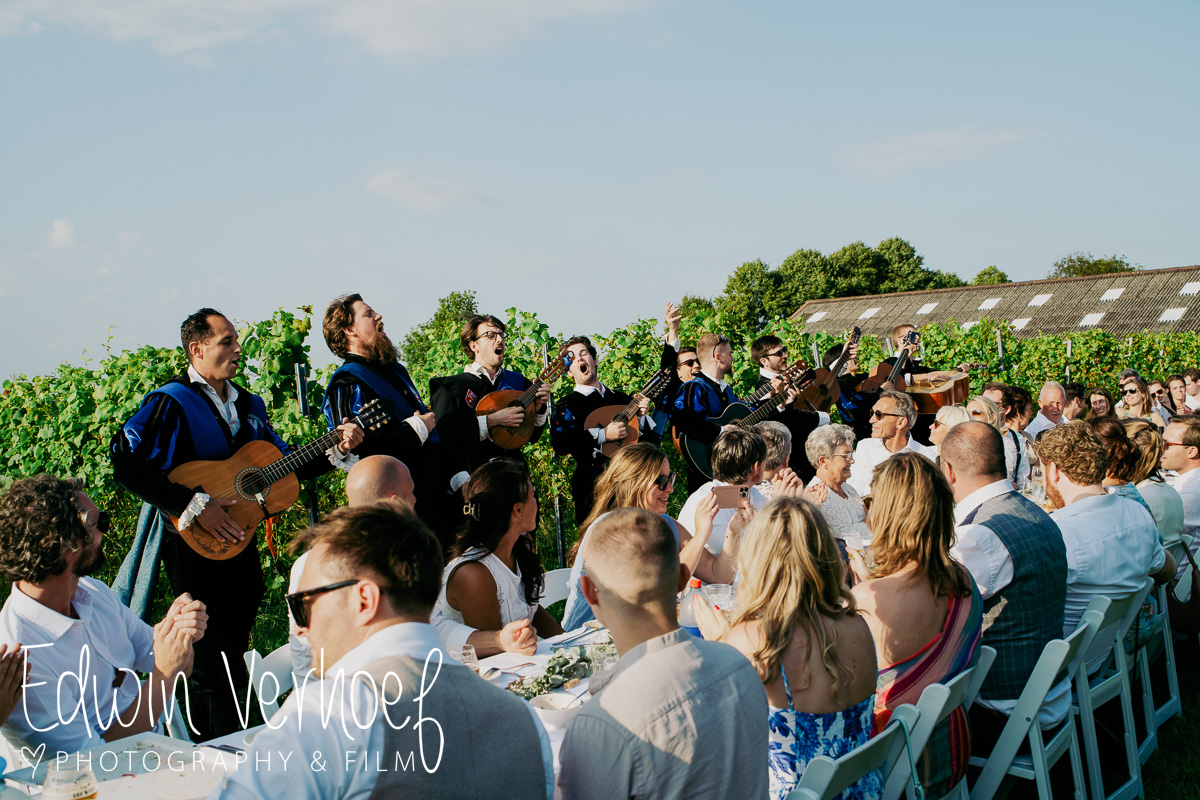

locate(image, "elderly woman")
[[927, 404, 971, 460], [805, 424, 871, 552], [850, 453, 983, 797]]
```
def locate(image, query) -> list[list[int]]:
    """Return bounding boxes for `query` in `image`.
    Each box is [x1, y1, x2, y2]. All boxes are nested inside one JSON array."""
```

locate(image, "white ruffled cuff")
[[327, 446, 360, 472], [178, 492, 210, 530]]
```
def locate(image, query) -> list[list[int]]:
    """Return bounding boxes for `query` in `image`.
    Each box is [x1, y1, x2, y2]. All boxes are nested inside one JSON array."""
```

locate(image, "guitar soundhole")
[[236, 468, 271, 502]]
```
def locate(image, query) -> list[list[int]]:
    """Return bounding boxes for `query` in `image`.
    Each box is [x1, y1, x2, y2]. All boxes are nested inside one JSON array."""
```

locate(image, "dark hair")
[[563, 335, 597, 362], [750, 335, 784, 366], [291, 500, 443, 617], [677, 346, 697, 361], [1064, 382, 1086, 406], [1118, 368, 1142, 383], [460, 314, 506, 358], [456, 460, 544, 605], [323, 293, 362, 359], [1183, 368, 1200, 383], [822, 344, 843, 370], [1086, 386, 1115, 419], [0, 475, 89, 583], [1089, 417, 1140, 482], [1010, 385, 1033, 420], [982, 382, 1016, 414], [180, 308, 226, 357], [711, 427, 767, 484], [941, 421, 1007, 481]]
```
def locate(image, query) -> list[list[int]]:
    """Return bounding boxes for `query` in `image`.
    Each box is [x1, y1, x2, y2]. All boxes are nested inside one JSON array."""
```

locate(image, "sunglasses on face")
[[81, 510, 110, 534], [765, 348, 788, 358], [678, 358, 698, 368], [653, 472, 676, 491], [870, 409, 904, 420], [286, 580, 359, 628], [1122, 387, 1140, 396]]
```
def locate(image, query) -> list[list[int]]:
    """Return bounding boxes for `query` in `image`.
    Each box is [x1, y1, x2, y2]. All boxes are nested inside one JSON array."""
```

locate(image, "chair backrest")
[[243, 644, 295, 718], [1009, 606, 1106, 741], [795, 704, 921, 800], [882, 646, 997, 800], [542, 567, 573, 607], [1081, 580, 1153, 675]]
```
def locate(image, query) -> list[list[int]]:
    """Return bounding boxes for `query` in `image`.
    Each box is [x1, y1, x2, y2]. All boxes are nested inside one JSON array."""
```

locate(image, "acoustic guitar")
[[795, 327, 861, 412], [860, 330, 920, 394], [677, 365, 816, 481], [167, 399, 390, 560], [475, 349, 574, 449], [584, 368, 673, 457]]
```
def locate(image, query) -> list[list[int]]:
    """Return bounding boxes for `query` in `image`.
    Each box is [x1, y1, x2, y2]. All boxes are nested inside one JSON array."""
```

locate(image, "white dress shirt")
[[846, 435, 932, 497], [677, 481, 768, 555], [1023, 412, 1061, 438], [1172, 467, 1200, 583], [1187, 393, 1200, 411], [0, 579, 157, 759], [210, 622, 553, 800], [759, 368, 832, 425], [466, 363, 548, 441], [1003, 429, 1030, 489]]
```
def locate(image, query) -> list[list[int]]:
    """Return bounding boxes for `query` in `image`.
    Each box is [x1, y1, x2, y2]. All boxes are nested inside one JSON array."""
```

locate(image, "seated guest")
[[561, 443, 738, 630], [1024, 381, 1066, 437], [431, 460, 563, 651], [212, 502, 553, 799], [927, 405, 971, 461], [1184, 368, 1200, 411], [1038, 422, 1174, 674], [938, 422, 1068, 741], [1167, 374, 1193, 417], [1148, 378, 1176, 421], [850, 454, 982, 798], [1124, 419, 1184, 549], [1116, 375, 1167, 429], [982, 383, 1030, 488], [677, 427, 769, 576], [754, 420, 798, 499], [1087, 386, 1115, 419], [805, 424, 871, 553], [967, 395, 1003, 432], [1088, 417, 1153, 514], [847, 390, 931, 496], [1159, 417, 1200, 583], [559, 509, 768, 800], [1062, 382, 1089, 421], [0, 476, 206, 759], [693, 497, 878, 800]]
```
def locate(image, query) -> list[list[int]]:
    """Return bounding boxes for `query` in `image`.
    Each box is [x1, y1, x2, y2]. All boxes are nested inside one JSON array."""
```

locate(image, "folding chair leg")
[[1136, 652, 1158, 765]]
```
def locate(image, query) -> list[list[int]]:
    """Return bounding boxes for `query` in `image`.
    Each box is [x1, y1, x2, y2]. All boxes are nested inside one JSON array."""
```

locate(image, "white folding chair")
[[969, 599, 1108, 800], [1071, 582, 1152, 800], [542, 567, 573, 607], [882, 646, 997, 800], [163, 691, 194, 742], [244, 643, 296, 718], [790, 705, 922, 800], [1134, 580, 1181, 764]]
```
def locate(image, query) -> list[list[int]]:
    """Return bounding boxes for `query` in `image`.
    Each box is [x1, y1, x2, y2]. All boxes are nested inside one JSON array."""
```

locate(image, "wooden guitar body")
[[167, 440, 300, 561], [584, 404, 641, 457], [906, 373, 971, 414], [475, 389, 538, 449], [860, 362, 907, 395], [795, 368, 842, 412], [677, 402, 754, 481]]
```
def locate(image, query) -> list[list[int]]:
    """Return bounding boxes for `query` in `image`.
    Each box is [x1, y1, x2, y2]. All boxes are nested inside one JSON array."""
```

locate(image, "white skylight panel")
[[978, 298, 1001, 311], [859, 307, 880, 320], [1159, 307, 1187, 322], [1100, 288, 1125, 301], [962, 321, 978, 331], [1029, 293, 1053, 307], [808, 311, 827, 323], [1181, 282, 1200, 296], [1079, 312, 1105, 327], [916, 302, 938, 315], [1012, 318, 1031, 330]]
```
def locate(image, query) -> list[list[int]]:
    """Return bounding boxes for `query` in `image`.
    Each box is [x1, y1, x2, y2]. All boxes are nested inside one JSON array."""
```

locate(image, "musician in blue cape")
[[750, 334, 831, 483], [110, 308, 362, 739], [429, 314, 552, 474], [321, 294, 469, 549], [551, 304, 681, 524]]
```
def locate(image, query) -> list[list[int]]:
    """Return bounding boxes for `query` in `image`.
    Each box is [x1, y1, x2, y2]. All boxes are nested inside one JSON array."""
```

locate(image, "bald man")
[[345, 454, 415, 508], [558, 509, 768, 800]]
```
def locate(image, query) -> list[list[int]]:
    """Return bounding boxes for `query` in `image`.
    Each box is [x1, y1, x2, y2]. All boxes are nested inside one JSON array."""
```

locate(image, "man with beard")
[[322, 294, 470, 546], [110, 308, 361, 739], [0, 476, 207, 758], [430, 314, 553, 473]]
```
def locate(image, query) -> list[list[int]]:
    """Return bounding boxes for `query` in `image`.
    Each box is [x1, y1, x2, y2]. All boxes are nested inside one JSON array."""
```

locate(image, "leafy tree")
[[400, 290, 478, 372], [1049, 252, 1140, 279], [972, 266, 1011, 285], [714, 260, 780, 333]]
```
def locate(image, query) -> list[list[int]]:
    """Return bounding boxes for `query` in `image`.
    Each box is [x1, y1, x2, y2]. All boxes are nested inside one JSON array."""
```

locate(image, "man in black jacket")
[[750, 334, 830, 482]]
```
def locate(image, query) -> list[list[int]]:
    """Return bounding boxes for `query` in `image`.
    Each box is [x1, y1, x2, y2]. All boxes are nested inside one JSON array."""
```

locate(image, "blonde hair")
[[968, 396, 1003, 431], [732, 497, 857, 703], [567, 443, 667, 566], [868, 453, 972, 599]]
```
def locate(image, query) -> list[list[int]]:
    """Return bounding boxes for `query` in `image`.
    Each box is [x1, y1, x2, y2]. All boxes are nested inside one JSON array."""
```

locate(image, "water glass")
[[702, 584, 733, 612], [587, 644, 618, 675], [448, 644, 480, 674]]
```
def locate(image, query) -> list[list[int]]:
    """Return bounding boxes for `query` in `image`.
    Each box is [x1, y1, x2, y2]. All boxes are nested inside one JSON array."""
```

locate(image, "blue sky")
[[2, 0, 1197, 379]]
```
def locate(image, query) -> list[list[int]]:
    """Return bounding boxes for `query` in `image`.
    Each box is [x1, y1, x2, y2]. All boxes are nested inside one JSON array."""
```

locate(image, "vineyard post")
[[544, 342, 567, 568], [294, 361, 320, 527], [1065, 340, 1072, 384], [811, 340, 820, 368]]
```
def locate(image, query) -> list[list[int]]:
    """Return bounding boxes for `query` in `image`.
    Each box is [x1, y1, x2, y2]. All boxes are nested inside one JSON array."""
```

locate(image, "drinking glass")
[[448, 644, 480, 674]]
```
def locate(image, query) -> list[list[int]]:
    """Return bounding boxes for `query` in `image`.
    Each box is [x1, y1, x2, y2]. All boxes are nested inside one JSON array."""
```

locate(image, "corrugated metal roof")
[[791, 265, 1200, 338]]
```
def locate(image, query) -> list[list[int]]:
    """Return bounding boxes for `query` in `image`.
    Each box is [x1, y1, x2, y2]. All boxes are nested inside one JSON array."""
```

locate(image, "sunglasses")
[[1122, 387, 1140, 396], [870, 409, 905, 420], [654, 472, 677, 491], [1163, 440, 1188, 450], [678, 358, 699, 368], [765, 348, 788, 358], [81, 510, 110, 533], [286, 580, 359, 628]]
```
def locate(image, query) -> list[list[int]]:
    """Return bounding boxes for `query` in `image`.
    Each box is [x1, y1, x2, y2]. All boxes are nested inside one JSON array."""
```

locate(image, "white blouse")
[[807, 476, 872, 551], [431, 547, 537, 639]]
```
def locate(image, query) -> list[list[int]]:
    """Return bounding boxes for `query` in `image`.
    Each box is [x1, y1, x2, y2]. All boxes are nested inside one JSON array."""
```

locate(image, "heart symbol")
[[20, 742, 46, 771]]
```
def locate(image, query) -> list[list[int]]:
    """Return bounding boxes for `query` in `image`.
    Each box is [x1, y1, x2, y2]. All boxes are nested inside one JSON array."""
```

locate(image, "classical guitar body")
[[795, 368, 842, 412], [475, 389, 538, 449], [859, 362, 907, 395], [677, 402, 754, 481], [167, 440, 300, 561], [906, 373, 971, 414], [584, 405, 640, 457]]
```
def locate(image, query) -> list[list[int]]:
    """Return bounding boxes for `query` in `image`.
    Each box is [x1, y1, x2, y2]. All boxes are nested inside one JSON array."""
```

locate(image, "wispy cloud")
[[0, 0, 650, 58], [47, 219, 75, 249], [366, 169, 494, 211], [843, 126, 1042, 178]]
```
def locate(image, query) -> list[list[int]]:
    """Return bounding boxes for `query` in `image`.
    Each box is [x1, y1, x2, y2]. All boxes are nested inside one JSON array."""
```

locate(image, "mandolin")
[[475, 349, 574, 449], [795, 327, 861, 412], [583, 368, 673, 457], [167, 399, 390, 560]]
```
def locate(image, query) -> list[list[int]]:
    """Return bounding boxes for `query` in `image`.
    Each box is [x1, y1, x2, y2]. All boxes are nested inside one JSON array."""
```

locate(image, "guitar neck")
[[260, 427, 344, 488], [887, 352, 910, 385], [516, 379, 543, 409]]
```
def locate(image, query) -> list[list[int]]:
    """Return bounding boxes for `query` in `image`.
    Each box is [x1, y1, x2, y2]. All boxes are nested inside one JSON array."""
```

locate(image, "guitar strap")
[[326, 361, 440, 443]]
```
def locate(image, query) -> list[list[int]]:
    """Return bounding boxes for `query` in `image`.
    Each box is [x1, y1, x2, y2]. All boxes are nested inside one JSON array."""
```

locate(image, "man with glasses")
[[751, 334, 830, 482], [1182, 368, 1200, 410], [0, 476, 207, 759], [1024, 381, 1066, 437], [213, 502, 554, 799], [1161, 417, 1200, 579], [429, 314, 553, 473], [846, 390, 931, 496]]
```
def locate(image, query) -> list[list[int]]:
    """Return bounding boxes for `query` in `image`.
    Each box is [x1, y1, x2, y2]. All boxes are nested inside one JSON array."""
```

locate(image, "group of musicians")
[[108, 298, 960, 740]]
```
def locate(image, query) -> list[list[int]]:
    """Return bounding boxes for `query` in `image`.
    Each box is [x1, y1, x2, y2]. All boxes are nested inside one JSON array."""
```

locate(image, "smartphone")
[[712, 485, 750, 509]]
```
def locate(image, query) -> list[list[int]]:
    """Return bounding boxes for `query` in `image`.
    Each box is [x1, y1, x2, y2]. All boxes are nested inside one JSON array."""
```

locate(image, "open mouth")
[[579, 362, 590, 376]]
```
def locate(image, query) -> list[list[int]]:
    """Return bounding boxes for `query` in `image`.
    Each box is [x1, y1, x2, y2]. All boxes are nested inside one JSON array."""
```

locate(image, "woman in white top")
[[432, 460, 563, 648], [804, 424, 871, 552]]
